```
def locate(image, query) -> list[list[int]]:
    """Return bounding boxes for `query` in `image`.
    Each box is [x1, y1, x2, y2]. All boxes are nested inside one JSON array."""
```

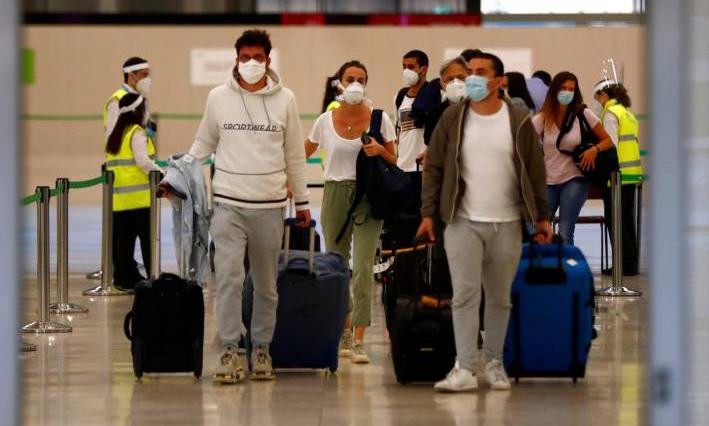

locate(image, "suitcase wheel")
[[194, 372, 201, 380]]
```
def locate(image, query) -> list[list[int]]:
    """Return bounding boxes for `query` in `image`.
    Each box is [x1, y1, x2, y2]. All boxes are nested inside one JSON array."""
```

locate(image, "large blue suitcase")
[[503, 241, 596, 383], [243, 220, 349, 372]]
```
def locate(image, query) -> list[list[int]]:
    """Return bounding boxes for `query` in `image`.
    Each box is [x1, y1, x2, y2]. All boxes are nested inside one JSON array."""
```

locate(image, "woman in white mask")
[[305, 60, 397, 365]]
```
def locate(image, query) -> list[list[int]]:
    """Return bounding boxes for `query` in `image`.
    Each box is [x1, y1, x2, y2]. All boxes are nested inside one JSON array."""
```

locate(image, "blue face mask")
[[557, 90, 574, 106], [465, 75, 490, 102]]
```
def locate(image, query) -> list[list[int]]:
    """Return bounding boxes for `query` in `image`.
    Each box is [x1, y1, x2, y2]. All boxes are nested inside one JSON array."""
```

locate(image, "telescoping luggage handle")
[[410, 236, 447, 314], [283, 218, 317, 274]]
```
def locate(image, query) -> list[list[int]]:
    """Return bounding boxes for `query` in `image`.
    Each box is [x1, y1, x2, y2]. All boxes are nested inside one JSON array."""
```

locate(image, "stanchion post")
[[50, 178, 88, 314], [598, 172, 642, 297], [149, 170, 161, 279], [21, 186, 72, 333], [83, 169, 133, 296]]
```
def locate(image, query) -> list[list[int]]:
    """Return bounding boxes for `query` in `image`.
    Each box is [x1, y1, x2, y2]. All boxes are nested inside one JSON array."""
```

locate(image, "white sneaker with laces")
[[212, 345, 247, 384], [434, 361, 478, 392], [484, 359, 511, 390], [351, 341, 370, 364], [251, 345, 275, 381]]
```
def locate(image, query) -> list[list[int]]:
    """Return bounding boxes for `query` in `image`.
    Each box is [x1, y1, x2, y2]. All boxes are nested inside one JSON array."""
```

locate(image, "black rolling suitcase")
[[389, 244, 456, 384], [124, 197, 204, 379]]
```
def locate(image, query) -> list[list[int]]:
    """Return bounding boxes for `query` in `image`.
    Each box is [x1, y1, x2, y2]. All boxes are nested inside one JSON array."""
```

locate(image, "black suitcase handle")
[[124, 311, 133, 341], [525, 236, 567, 284]]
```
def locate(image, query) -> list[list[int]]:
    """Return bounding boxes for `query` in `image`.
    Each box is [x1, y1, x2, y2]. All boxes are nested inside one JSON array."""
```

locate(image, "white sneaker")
[[339, 328, 353, 358], [484, 359, 511, 390], [250, 345, 275, 381], [212, 345, 247, 384], [434, 362, 478, 392], [352, 341, 370, 364]]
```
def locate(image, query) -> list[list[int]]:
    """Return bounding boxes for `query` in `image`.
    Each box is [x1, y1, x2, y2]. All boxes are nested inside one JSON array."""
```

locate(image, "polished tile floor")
[[20, 204, 648, 426]]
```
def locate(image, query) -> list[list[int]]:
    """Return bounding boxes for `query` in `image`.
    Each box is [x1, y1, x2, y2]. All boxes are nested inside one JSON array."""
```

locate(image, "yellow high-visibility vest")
[[601, 99, 644, 184], [102, 86, 130, 130], [105, 124, 156, 211]]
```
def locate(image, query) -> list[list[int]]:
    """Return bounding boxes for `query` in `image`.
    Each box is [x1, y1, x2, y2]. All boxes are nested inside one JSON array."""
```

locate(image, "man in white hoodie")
[[186, 29, 310, 384]]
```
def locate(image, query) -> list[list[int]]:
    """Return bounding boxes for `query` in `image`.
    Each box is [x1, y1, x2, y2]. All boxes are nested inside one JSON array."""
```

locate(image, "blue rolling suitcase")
[[503, 240, 596, 383], [243, 219, 349, 372]]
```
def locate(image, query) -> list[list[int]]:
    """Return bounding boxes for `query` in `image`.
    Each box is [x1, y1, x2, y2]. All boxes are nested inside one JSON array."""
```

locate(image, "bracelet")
[[594, 145, 600, 153]]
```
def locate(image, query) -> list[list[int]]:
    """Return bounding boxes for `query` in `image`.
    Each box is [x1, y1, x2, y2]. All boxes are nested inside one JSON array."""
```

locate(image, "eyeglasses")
[[238, 54, 267, 63]]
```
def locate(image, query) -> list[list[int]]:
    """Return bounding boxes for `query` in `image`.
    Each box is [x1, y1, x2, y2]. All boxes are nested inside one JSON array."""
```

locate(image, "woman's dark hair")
[[540, 71, 584, 123], [336, 60, 368, 83], [321, 75, 340, 113], [235, 29, 272, 56], [596, 82, 632, 108], [106, 93, 146, 155], [505, 71, 535, 110]]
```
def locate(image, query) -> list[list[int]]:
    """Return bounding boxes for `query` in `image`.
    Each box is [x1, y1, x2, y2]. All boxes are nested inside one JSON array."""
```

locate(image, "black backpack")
[[336, 109, 414, 243]]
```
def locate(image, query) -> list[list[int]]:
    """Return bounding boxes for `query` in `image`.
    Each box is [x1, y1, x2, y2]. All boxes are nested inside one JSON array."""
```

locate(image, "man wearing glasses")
[[186, 29, 311, 384]]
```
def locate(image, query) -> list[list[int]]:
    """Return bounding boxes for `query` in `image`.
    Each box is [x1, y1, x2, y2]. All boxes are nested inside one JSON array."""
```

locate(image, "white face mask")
[[239, 59, 267, 85], [136, 76, 152, 96], [402, 69, 420, 87], [444, 79, 466, 103], [343, 82, 365, 105]]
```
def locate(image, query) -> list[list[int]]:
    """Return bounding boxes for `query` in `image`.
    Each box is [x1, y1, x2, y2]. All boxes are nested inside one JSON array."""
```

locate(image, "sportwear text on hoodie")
[[188, 67, 309, 211]]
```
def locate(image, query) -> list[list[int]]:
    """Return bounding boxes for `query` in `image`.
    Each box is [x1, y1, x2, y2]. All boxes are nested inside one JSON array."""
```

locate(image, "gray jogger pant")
[[444, 218, 522, 371], [211, 203, 284, 349]]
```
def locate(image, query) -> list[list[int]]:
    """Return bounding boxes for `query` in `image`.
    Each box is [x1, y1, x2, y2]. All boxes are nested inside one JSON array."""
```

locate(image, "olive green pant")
[[321, 181, 383, 327]]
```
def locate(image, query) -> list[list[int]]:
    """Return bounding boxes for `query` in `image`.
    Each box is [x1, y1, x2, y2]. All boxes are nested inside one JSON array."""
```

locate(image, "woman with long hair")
[[532, 71, 613, 245], [105, 93, 162, 290], [305, 60, 397, 364]]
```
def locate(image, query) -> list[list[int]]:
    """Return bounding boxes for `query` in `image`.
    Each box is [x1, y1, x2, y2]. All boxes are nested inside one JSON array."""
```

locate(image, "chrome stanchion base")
[[597, 286, 643, 297], [85, 270, 102, 280], [21, 321, 72, 333], [82, 284, 133, 296], [49, 302, 89, 314], [21, 340, 37, 352]]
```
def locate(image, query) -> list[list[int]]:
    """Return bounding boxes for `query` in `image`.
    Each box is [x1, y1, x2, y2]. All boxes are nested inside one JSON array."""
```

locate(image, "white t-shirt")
[[396, 95, 426, 172], [531, 108, 601, 185], [457, 103, 521, 222], [308, 110, 397, 181]]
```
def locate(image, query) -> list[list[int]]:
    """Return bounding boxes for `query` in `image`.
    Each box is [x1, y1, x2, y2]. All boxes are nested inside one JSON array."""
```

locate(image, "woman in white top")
[[305, 60, 397, 364], [532, 71, 613, 245]]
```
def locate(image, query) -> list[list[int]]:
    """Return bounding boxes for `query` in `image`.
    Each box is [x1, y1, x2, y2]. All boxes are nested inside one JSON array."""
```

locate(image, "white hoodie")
[[188, 67, 309, 210]]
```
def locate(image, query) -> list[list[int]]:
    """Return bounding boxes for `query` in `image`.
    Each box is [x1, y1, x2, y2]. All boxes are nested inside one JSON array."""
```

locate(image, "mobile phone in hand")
[[361, 132, 371, 145]]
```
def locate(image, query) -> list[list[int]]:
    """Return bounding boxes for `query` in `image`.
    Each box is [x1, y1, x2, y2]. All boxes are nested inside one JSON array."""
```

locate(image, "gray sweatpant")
[[444, 218, 522, 371], [210, 203, 284, 349]]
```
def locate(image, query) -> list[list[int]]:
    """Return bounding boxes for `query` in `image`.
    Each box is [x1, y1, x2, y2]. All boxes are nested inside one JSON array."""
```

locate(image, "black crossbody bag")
[[555, 106, 619, 186]]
